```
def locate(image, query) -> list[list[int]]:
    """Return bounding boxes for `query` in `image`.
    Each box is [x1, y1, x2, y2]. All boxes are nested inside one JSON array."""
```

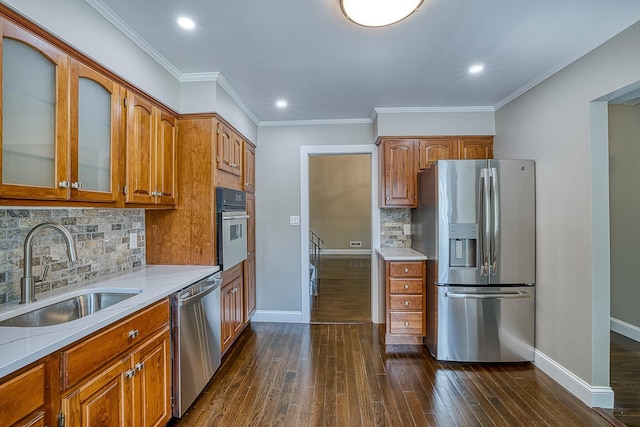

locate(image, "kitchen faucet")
[[21, 222, 78, 304]]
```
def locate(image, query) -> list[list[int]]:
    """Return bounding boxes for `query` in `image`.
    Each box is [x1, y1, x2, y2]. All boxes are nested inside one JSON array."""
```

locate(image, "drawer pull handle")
[[135, 362, 144, 372], [125, 369, 135, 379], [404, 268, 409, 273], [404, 321, 410, 326], [404, 301, 410, 306], [128, 329, 139, 339], [404, 284, 409, 289]]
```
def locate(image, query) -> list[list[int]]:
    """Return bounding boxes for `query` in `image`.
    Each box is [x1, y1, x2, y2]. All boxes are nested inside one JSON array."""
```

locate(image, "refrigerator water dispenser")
[[449, 223, 478, 268]]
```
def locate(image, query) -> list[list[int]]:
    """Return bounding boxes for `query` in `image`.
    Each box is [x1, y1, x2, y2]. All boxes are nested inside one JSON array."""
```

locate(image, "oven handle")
[[222, 215, 250, 221], [178, 279, 222, 307]]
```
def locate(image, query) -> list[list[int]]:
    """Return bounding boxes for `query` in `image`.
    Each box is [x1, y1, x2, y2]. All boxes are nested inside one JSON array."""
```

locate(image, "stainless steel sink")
[[0, 290, 141, 327]]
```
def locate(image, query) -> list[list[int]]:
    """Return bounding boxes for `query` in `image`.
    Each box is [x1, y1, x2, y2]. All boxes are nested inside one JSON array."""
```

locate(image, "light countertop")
[[0, 264, 218, 378], [376, 247, 428, 261]]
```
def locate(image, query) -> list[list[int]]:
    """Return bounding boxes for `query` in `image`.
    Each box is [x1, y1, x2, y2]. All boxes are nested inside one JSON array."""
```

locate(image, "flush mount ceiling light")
[[177, 16, 195, 30], [469, 64, 484, 74], [275, 99, 288, 108], [341, 0, 424, 27]]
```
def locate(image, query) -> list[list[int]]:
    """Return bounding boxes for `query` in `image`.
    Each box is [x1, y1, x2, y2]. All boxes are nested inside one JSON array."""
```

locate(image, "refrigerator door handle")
[[490, 167, 500, 276], [445, 291, 531, 299], [480, 168, 491, 276]]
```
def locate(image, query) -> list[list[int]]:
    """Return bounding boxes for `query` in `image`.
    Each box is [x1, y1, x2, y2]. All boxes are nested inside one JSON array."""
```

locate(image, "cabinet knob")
[[404, 322, 410, 326], [128, 329, 139, 339], [404, 268, 409, 273], [404, 284, 409, 289], [404, 301, 410, 306]]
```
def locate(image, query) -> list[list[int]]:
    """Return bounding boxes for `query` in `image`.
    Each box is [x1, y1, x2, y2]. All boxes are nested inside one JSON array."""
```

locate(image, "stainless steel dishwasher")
[[171, 270, 222, 418]]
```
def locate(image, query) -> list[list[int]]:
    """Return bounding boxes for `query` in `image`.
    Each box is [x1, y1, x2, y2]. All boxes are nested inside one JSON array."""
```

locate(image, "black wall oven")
[[216, 187, 248, 270]]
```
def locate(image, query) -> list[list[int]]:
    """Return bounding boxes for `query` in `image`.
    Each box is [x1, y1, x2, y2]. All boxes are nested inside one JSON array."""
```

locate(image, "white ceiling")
[[90, 0, 640, 124]]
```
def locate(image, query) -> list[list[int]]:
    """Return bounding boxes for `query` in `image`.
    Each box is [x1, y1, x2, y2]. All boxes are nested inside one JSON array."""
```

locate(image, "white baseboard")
[[610, 317, 640, 342], [533, 349, 614, 408], [250, 310, 302, 323], [320, 249, 372, 255]]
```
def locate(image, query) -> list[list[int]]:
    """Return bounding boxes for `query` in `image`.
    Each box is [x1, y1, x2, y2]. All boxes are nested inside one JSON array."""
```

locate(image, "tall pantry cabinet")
[[145, 114, 256, 353]]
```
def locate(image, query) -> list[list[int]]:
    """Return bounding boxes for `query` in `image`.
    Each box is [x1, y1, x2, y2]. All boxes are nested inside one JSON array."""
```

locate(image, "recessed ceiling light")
[[469, 64, 484, 74], [275, 100, 288, 108], [177, 16, 195, 30]]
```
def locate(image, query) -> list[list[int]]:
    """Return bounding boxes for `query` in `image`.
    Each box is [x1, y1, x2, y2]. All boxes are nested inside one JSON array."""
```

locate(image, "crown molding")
[[495, 8, 640, 110], [259, 118, 373, 127], [84, 0, 182, 79]]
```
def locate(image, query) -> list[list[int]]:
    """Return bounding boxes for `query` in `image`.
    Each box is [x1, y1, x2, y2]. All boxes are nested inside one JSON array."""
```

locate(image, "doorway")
[[299, 145, 380, 324], [308, 154, 372, 323], [607, 97, 640, 424]]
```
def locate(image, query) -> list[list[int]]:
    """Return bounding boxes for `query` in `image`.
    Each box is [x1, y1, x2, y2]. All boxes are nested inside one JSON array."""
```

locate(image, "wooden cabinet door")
[[417, 138, 457, 170], [381, 140, 416, 207], [244, 254, 256, 318], [243, 142, 255, 193], [216, 122, 234, 175], [232, 278, 244, 336], [125, 91, 156, 204], [230, 133, 243, 177], [221, 282, 235, 351], [0, 19, 70, 201], [61, 357, 130, 427], [69, 60, 121, 202], [457, 137, 493, 160], [155, 111, 177, 205], [131, 329, 171, 427], [0, 363, 45, 427]]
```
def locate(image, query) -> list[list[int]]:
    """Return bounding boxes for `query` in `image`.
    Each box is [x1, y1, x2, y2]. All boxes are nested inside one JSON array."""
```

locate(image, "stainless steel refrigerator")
[[412, 159, 535, 362]]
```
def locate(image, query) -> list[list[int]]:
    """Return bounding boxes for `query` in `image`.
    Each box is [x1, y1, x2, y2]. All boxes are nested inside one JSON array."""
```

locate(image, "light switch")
[[289, 216, 300, 226], [403, 224, 411, 235]]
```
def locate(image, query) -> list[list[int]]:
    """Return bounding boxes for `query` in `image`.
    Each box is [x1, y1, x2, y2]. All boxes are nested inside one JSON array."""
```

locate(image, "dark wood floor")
[[599, 331, 640, 426], [311, 255, 371, 323], [169, 322, 613, 427]]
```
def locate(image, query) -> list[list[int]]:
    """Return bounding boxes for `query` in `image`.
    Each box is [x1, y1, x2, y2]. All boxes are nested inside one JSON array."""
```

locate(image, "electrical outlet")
[[129, 233, 137, 249], [289, 216, 300, 226], [349, 241, 362, 247], [403, 224, 411, 235]]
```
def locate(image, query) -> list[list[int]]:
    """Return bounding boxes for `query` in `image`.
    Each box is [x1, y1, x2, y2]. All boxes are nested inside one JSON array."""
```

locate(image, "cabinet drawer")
[[389, 262, 423, 278], [389, 295, 423, 311], [0, 363, 45, 426], [61, 298, 169, 390], [389, 312, 424, 335], [389, 278, 423, 294]]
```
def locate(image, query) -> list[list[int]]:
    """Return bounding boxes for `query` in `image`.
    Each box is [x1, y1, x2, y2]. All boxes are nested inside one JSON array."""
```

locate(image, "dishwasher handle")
[[178, 276, 222, 307]]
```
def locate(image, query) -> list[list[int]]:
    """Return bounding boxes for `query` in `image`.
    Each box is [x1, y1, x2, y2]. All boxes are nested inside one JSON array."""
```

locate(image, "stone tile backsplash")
[[380, 208, 412, 248], [0, 208, 145, 305]]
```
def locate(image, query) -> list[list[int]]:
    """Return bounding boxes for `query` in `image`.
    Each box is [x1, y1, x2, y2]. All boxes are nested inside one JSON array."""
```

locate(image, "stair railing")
[[309, 230, 324, 296]]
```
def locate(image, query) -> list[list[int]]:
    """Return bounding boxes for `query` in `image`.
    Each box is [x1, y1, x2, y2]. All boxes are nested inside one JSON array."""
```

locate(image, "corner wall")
[[495, 22, 640, 406]]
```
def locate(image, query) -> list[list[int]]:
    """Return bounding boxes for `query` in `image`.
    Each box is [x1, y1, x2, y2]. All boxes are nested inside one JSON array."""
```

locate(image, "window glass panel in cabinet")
[[2, 38, 56, 187], [78, 78, 111, 192]]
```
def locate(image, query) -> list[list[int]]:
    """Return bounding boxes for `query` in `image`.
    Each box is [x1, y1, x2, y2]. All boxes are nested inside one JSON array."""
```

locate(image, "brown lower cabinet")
[[221, 263, 245, 354], [0, 298, 171, 427], [383, 260, 426, 344]]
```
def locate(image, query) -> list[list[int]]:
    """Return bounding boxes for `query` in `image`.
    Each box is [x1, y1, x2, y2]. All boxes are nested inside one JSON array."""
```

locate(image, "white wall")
[[374, 109, 495, 138], [495, 22, 640, 396], [255, 123, 374, 315]]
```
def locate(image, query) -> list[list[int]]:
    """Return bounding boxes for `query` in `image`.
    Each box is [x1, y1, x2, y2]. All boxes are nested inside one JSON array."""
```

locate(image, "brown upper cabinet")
[[379, 139, 417, 208], [379, 136, 494, 207], [0, 20, 71, 201], [124, 90, 177, 206], [243, 141, 256, 193], [216, 121, 243, 177]]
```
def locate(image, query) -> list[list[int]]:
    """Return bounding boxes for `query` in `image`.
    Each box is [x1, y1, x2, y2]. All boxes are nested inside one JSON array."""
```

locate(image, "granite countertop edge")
[[0, 264, 218, 379], [375, 247, 428, 261]]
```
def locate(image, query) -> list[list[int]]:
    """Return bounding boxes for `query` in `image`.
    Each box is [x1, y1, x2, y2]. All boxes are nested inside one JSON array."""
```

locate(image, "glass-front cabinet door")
[[0, 20, 69, 200], [70, 60, 121, 202]]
